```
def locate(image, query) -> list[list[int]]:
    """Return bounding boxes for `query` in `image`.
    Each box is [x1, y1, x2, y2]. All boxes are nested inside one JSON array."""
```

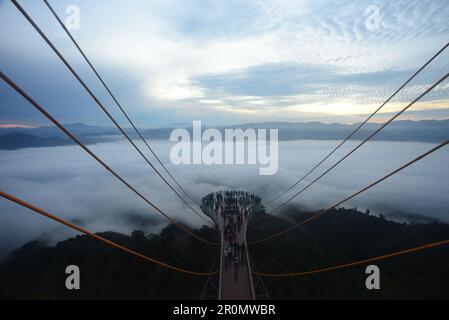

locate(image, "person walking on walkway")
[[224, 246, 229, 270], [234, 255, 240, 281], [240, 243, 246, 265]]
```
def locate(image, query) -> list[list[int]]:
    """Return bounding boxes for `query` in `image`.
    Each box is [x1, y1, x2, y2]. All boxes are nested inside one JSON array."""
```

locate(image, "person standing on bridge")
[[240, 243, 246, 265], [234, 255, 240, 281], [224, 246, 228, 270]]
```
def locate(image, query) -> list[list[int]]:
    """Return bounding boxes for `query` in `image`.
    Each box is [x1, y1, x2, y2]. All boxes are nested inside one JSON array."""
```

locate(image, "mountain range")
[[1, 119, 448, 150]]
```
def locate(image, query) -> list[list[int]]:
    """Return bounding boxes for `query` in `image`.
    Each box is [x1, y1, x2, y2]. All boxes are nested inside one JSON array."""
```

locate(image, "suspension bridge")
[[1, 0, 449, 300]]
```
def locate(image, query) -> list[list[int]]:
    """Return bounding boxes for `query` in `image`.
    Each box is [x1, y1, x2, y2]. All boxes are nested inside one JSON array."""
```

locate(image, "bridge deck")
[[218, 203, 254, 300]]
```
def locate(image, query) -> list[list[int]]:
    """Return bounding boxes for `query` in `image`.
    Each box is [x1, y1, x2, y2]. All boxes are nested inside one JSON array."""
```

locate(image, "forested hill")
[[0, 225, 217, 299], [1, 207, 449, 299], [248, 207, 449, 299]]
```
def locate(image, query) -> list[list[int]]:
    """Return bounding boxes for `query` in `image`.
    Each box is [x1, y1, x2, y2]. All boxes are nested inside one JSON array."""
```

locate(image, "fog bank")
[[1, 139, 448, 258]]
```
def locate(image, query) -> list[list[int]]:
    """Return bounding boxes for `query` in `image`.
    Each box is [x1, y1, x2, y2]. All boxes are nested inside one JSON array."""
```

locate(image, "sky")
[[1, 0, 449, 127]]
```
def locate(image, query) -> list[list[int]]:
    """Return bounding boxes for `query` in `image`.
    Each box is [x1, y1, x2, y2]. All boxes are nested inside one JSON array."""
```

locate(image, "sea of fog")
[[1, 139, 448, 258]]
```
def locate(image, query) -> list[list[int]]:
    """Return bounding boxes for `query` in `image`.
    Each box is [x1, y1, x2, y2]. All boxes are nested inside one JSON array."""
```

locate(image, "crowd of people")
[[201, 190, 262, 282], [222, 201, 247, 281], [201, 190, 263, 226]]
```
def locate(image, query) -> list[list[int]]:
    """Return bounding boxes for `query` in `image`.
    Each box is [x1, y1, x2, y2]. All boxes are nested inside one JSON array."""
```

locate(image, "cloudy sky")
[[1, 0, 449, 128]]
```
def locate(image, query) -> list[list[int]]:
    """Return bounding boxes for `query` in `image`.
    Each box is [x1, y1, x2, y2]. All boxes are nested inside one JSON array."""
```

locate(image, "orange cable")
[[249, 138, 449, 245], [266, 41, 449, 207], [254, 238, 449, 277], [0, 69, 218, 246], [12, 0, 214, 227], [0, 189, 219, 276]]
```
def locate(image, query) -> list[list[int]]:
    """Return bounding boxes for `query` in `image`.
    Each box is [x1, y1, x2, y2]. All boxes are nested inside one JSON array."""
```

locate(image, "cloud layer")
[[1, 138, 448, 258]]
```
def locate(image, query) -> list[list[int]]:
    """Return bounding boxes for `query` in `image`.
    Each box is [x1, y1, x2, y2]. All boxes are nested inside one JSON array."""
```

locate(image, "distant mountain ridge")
[[0, 125, 120, 150], [0, 122, 119, 138], [0, 132, 74, 150], [135, 118, 449, 143], [1, 119, 448, 150], [216, 119, 449, 142]]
